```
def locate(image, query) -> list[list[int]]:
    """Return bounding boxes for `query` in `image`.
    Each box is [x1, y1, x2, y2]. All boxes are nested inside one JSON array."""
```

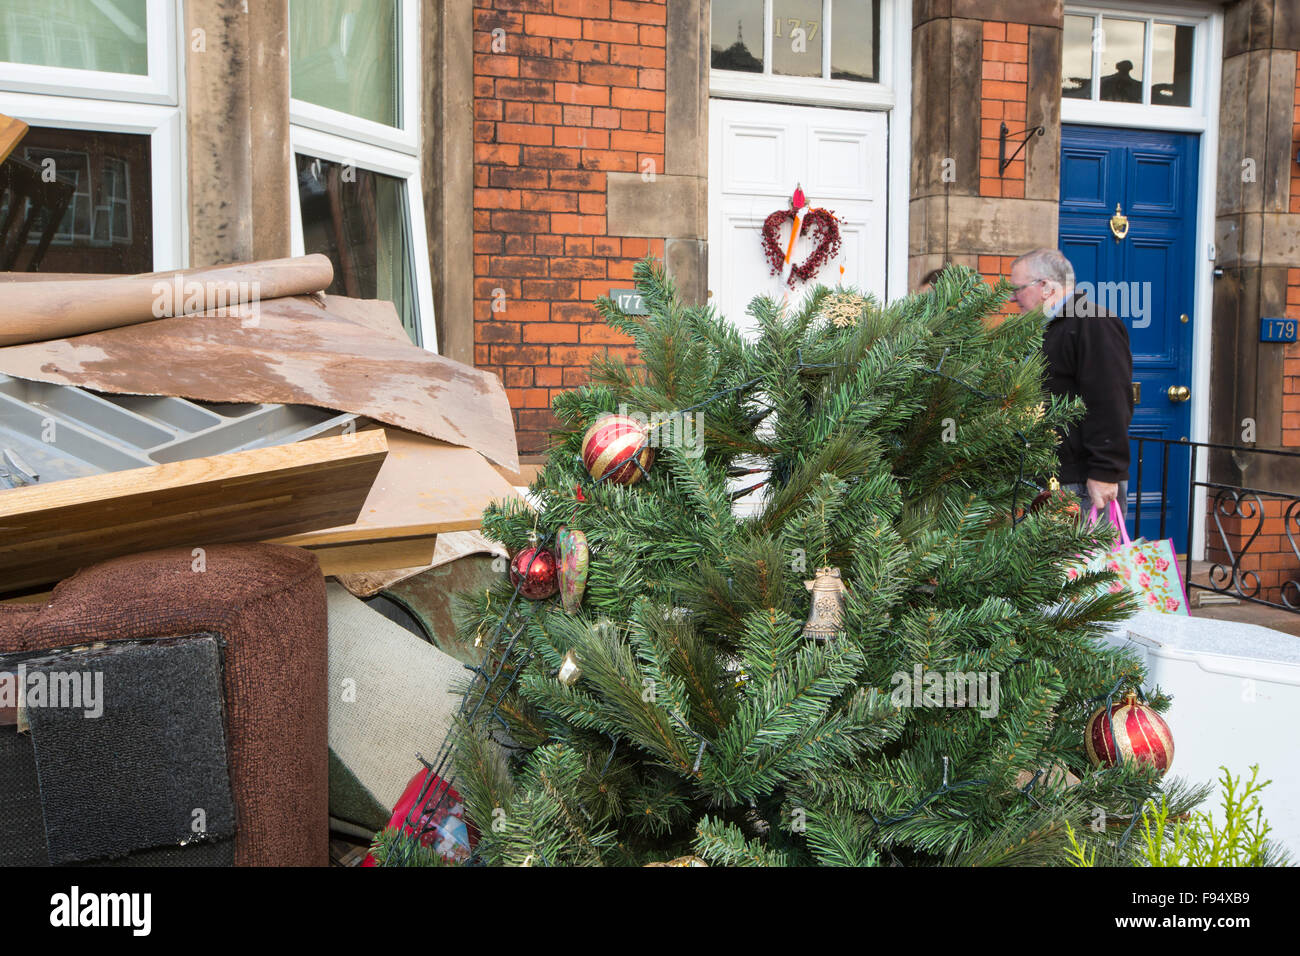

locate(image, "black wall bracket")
[[999, 122, 1045, 176]]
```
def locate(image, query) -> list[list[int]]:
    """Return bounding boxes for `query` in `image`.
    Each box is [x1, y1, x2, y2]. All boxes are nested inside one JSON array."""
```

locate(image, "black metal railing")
[[1132, 436, 1300, 613]]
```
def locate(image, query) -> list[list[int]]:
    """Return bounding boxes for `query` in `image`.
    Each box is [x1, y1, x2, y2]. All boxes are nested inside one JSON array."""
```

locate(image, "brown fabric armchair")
[[0, 543, 328, 866]]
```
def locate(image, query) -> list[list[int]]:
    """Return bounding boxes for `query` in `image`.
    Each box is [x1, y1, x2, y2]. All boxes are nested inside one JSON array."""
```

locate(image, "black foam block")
[[0, 727, 49, 866], [27, 636, 237, 865]]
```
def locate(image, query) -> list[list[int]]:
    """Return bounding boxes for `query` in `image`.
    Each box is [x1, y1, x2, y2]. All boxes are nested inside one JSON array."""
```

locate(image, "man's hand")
[[1086, 478, 1118, 513]]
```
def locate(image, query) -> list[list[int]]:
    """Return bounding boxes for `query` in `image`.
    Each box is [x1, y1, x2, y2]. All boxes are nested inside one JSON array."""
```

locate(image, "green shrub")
[[1065, 765, 1292, 867]]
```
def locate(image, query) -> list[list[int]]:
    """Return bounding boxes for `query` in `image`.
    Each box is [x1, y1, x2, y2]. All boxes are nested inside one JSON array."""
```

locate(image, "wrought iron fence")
[[1132, 436, 1300, 613]]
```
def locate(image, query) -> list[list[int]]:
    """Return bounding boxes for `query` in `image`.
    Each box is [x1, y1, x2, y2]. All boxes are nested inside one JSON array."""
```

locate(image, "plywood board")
[[273, 430, 519, 549], [0, 430, 387, 593]]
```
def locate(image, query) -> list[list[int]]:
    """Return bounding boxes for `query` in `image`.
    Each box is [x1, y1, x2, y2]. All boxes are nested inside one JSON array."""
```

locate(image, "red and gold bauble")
[[510, 546, 558, 600], [1085, 690, 1174, 774], [580, 414, 653, 485]]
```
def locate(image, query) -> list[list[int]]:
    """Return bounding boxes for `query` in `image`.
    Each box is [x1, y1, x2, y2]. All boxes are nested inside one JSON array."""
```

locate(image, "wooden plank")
[[271, 430, 519, 549], [496, 460, 544, 487], [304, 535, 437, 578], [0, 430, 387, 593], [0, 590, 48, 605], [332, 529, 506, 597], [0, 113, 27, 165]]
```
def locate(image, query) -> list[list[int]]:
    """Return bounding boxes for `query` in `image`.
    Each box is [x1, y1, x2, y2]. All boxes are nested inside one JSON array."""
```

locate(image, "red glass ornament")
[[1085, 690, 1174, 774], [510, 546, 558, 600]]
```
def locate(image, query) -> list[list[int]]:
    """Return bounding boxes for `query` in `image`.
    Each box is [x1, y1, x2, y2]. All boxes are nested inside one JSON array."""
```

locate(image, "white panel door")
[[708, 98, 888, 338]]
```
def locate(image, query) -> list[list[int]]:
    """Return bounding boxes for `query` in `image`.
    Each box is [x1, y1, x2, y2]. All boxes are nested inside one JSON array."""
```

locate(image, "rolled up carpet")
[[326, 583, 465, 832], [0, 254, 334, 346]]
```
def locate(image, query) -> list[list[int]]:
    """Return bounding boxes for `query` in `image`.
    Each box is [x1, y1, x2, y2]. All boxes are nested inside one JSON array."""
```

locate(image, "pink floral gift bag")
[[1066, 500, 1190, 615]]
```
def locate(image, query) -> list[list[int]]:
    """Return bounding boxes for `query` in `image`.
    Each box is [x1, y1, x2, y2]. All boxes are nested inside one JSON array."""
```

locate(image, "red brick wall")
[[979, 21, 1028, 199], [1285, 266, 1300, 449], [1287, 54, 1300, 449], [975, 21, 1028, 316], [472, 0, 667, 456], [1204, 498, 1298, 606]]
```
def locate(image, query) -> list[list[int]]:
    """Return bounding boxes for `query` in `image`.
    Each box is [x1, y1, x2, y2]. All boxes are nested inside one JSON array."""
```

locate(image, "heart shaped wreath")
[[761, 205, 842, 287]]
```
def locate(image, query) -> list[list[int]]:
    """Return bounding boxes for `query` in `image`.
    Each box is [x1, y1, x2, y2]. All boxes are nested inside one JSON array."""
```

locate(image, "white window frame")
[[0, 90, 185, 273], [287, 125, 437, 352], [288, 0, 421, 157], [0, 0, 179, 106], [288, 0, 434, 350], [710, 0, 896, 110], [1061, 3, 1209, 133]]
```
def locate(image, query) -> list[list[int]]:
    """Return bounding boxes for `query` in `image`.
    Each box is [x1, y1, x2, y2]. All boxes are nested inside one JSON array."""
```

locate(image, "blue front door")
[[1059, 124, 1198, 551]]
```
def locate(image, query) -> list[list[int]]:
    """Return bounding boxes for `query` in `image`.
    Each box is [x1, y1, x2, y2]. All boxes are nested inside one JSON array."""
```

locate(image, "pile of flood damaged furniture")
[[0, 253, 522, 867]]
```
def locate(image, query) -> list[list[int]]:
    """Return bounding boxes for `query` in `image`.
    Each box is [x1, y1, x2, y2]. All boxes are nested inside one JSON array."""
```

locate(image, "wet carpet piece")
[[27, 636, 237, 865]]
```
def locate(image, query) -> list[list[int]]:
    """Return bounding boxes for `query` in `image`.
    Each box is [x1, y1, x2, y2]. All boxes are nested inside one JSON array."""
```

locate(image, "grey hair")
[[1013, 248, 1075, 289]]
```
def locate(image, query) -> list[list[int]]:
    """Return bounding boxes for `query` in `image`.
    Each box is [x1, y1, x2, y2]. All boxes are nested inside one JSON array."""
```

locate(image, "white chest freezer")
[[1100, 610, 1300, 860]]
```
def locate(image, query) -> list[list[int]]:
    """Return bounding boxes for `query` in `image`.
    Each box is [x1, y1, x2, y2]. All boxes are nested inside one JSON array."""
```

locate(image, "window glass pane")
[[1151, 23, 1194, 107], [1098, 17, 1144, 104], [711, 0, 763, 73], [0, 0, 148, 75], [0, 126, 152, 273], [830, 0, 879, 82], [296, 154, 418, 345], [290, 0, 400, 128], [772, 0, 823, 78], [1062, 14, 1094, 100]]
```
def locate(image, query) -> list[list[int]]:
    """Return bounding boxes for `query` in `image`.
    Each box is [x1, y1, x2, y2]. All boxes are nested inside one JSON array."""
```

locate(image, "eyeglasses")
[[1009, 278, 1046, 293]]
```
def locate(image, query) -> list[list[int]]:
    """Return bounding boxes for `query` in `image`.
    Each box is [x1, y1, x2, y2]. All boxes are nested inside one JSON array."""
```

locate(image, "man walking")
[[1010, 248, 1133, 515]]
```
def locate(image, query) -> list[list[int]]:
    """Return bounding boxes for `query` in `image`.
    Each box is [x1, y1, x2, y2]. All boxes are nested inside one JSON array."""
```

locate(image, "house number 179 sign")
[[1260, 317, 1298, 343]]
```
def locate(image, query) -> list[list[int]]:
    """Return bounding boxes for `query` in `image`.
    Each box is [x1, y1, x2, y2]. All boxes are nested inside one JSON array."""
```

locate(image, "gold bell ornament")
[[802, 566, 847, 643], [557, 649, 583, 686]]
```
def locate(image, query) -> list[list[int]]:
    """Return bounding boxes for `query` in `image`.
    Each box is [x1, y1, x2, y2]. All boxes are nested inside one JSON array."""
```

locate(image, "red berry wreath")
[[760, 206, 843, 287]]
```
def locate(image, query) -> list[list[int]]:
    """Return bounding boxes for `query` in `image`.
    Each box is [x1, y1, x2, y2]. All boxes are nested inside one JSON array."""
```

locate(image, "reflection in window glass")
[[290, 0, 401, 128], [1062, 15, 1094, 100], [1151, 23, 1194, 107], [1099, 17, 1145, 104], [772, 0, 822, 78], [0, 126, 152, 273], [296, 154, 419, 345], [711, 0, 763, 73], [830, 0, 879, 82], [0, 0, 148, 75]]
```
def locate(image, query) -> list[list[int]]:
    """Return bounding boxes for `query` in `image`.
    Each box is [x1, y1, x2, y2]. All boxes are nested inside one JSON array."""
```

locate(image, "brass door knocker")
[[1109, 203, 1129, 241]]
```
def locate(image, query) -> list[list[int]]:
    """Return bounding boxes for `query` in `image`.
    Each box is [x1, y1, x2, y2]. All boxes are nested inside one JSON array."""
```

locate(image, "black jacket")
[[1041, 291, 1133, 484]]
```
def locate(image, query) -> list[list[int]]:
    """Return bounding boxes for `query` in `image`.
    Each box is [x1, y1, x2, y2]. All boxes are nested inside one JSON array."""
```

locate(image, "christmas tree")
[[434, 260, 1205, 866]]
